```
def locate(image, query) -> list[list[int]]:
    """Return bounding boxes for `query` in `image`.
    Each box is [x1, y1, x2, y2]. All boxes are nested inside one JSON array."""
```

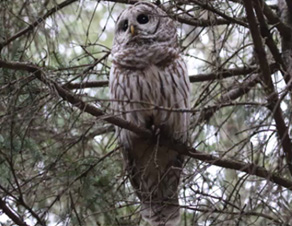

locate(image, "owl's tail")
[[127, 145, 183, 226], [140, 199, 181, 226]]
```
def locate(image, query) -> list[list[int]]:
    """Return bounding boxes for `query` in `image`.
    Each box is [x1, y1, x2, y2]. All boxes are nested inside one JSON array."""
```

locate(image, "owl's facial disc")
[[115, 3, 163, 46], [112, 2, 178, 67]]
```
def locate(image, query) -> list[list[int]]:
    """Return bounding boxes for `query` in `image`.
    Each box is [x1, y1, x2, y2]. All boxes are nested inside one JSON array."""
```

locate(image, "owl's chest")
[[110, 59, 189, 130], [111, 64, 178, 105]]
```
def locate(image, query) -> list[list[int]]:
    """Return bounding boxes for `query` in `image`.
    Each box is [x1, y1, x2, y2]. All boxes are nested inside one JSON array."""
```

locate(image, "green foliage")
[[0, 0, 292, 225]]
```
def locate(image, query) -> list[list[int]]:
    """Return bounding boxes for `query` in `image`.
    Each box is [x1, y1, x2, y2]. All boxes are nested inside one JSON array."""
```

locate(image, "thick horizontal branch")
[[66, 80, 109, 89], [64, 64, 278, 89], [1, 59, 292, 191], [0, 59, 152, 138], [197, 61, 278, 122], [198, 74, 260, 122], [176, 16, 234, 27], [189, 63, 278, 82]]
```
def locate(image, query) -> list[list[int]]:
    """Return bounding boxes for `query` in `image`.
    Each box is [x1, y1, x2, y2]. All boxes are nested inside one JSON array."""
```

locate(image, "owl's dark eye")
[[122, 20, 128, 31], [137, 14, 149, 24]]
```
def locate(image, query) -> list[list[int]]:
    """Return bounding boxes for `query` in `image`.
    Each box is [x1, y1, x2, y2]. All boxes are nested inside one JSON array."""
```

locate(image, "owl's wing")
[[110, 57, 190, 226]]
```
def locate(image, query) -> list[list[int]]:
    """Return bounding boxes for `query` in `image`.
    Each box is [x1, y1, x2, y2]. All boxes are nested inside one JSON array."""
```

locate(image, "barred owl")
[[109, 2, 190, 226]]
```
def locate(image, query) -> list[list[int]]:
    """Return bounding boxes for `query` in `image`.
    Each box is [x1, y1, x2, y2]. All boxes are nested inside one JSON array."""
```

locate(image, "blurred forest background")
[[1, 0, 292, 225]]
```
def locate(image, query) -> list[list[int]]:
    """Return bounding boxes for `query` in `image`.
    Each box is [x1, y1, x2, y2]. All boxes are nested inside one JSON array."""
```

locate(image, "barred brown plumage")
[[109, 2, 190, 225]]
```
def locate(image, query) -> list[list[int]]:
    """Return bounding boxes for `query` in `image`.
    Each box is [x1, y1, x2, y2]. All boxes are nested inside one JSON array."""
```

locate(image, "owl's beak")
[[130, 25, 135, 35]]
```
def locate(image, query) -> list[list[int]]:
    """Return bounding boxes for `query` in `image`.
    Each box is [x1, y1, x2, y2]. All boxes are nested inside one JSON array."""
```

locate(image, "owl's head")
[[111, 2, 179, 68]]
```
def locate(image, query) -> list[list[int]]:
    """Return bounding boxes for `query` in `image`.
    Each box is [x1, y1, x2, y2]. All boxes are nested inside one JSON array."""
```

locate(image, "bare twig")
[[1, 59, 292, 191], [262, 1, 292, 39], [244, 0, 292, 176], [189, 0, 248, 27], [198, 74, 260, 122], [64, 63, 279, 89], [253, 0, 292, 86], [0, 59, 152, 138], [285, 0, 292, 16], [0, 0, 78, 51]]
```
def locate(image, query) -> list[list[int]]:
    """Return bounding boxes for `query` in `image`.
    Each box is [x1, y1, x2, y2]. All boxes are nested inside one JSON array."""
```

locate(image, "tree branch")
[[0, 198, 29, 226], [189, 63, 278, 83], [285, 0, 292, 16], [1, 59, 292, 191], [198, 74, 260, 122], [175, 16, 235, 27], [262, 0, 292, 40], [0, 59, 152, 138], [0, 0, 78, 50], [64, 64, 278, 89], [167, 140, 292, 191], [105, 0, 245, 27], [253, 0, 292, 87], [244, 0, 292, 177], [189, 0, 248, 27]]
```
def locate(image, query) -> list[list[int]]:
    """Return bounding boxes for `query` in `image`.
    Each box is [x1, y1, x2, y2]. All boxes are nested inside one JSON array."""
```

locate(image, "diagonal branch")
[[0, 0, 78, 50], [198, 74, 260, 122], [244, 0, 292, 177], [1, 59, 292, 191], [253, 0, 292, 87], [0, 59, 152, 138], [285, 0, 292, 16], [0, 198, 29, 226], [262, 0, 291, 40], [164, 140, 292, 191]]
